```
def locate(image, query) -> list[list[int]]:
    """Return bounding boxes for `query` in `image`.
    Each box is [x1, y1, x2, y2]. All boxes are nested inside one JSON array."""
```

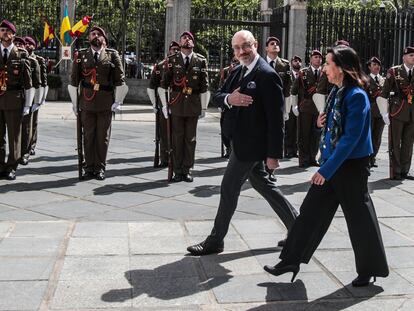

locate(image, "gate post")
[[164, 0, 191, 54], [284, 0, 307, 62], [261, 0, 272, 56]]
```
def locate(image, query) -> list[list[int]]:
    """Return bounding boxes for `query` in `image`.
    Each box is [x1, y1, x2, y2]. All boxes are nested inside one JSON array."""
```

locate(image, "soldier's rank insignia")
[[93, 84, 100, 91], [193, 76, 198, 79], [0, 85, 6, 91], [13, 70, 19, 75]]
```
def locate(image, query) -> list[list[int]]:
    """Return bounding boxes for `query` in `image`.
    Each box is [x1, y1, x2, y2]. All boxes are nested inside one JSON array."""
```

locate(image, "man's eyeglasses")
[[232, 42, 253, 51]]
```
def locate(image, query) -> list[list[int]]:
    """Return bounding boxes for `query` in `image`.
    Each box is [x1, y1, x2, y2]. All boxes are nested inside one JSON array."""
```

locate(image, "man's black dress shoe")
[[264, 261, 300, 282], [172, 174, 183, 182], [352, 275, 376, 287], [402, 172, 414, 180], [277, 238, 287, 247], [182, 173, 193, 182], [309, 161, 320, 167], [96, 171, 105, 180], [187, 240, 224, 256], [82, 171, 95, 179], [392, 174, 402, 180], [6, 171, 16, 180]]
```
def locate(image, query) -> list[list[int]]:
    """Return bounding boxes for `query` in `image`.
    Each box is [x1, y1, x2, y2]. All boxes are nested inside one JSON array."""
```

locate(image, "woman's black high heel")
[[264, 261, 300, 282], [352, 275, 377, 287]]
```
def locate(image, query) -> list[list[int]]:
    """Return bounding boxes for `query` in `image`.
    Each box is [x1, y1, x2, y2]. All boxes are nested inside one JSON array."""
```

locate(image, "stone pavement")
[[0, 102, 413, 311]]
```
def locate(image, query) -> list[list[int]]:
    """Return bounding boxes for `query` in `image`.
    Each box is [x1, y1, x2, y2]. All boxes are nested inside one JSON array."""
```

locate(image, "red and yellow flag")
[[43, 21, 55, 45]]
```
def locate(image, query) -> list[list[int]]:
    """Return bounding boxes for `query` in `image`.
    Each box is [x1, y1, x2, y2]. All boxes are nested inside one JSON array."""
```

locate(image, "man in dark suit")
[[186, 30, 298, 256]]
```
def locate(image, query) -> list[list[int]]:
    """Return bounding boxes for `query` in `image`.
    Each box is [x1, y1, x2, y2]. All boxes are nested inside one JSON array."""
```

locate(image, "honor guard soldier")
[[284, 55, 302, 158], [68, 26, 128, 180], [291, 50, 323, 167], [219, 57, 239, 158], [13, 36, 40, 166], [265, 36, 292, 121], [366, 56, 385, 168], [377, 46, 414, 180], [147, 41, 180, 167], [25, 36, 48, 158], [0, 20, 34, 180], [159, 31, 210, 182]]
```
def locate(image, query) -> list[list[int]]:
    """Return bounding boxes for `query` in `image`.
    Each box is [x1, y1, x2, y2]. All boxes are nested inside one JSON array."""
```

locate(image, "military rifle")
[[153, 108, 161, 168], [76, 93, 84, 180]]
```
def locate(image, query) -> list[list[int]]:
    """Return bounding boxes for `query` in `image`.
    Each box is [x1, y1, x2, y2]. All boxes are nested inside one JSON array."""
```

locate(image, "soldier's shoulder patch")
[[280, 58, 289, 64]]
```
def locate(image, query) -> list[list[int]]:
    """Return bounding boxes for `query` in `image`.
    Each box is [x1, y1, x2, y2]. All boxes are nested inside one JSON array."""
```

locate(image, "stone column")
[[284, 0, 307, 62], [164, 0, 191, 54]]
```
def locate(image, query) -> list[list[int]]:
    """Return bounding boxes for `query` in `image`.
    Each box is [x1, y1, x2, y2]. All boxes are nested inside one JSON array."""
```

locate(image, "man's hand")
[[311, 171, 325, 185], [317, 112, 326, 128], [111, 102, 121, 112], [292, 105, 299, 116], [22, 106, 31, 116], [162, 106, 169, 119], [227, 87, 253, 107], [266, 158, 280, 170]]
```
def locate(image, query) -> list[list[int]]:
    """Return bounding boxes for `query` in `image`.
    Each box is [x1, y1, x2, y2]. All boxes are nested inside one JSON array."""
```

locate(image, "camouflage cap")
[[266, 36, 280, 46], [291, 55, 302, 62]]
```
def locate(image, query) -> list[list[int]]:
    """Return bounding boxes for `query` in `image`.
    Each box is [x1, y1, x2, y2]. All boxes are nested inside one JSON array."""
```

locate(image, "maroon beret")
[[90, 26, 108, 44], [403, 46, 414, 55], [0, 19, 16, 34], [169, 41, 180, 49], [13, 36, 26, 46], [335, 39, 350, 47], [180, 31, 194, 42], [291, 55, 302, 62], [266, 36, 280, 46], [367, 56, 381, 66], [24, 36, 37, 47], [311, 50, 322, 57]]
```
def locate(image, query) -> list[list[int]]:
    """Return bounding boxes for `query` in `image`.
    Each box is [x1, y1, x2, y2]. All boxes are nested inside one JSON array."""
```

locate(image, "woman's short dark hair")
[[327, 45, 369, 89]]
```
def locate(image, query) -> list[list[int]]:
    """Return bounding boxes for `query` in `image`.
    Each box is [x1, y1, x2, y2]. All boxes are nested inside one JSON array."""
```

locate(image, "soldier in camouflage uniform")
[[291, 50, 323, 168], [25, 36, 48, 158], [377, 47, 414, 180], [0, 20, 34, 180], [12, 36, 40, 166], [68, 26, 127, 181], [366, 56, 385, 168], [147, 41, 180, 167], [159, 31, 209, 182]]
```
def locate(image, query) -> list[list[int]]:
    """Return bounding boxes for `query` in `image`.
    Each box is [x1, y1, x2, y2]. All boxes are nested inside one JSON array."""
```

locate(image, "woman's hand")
[[311, 172, 326, 185], [317, 112, 326, 128]]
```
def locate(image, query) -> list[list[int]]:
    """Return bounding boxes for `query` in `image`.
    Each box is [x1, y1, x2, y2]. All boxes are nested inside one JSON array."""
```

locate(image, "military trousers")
[[390, 118, 414, 176], [81, 110, 112, 173], [206, 151, 298, 246], [171, 115, 198, 174], [30, 109, 39, 153], [0, 109, 22, 173], [280, 157, 389, 278], [284, 111, 298, 157], [21, 110, 33, 158], [370, 115, 385, 161], [298, 112, 320, 165]]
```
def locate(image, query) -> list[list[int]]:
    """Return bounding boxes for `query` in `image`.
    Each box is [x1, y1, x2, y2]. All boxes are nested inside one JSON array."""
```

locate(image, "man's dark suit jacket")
[[214, 56, 285, 161]]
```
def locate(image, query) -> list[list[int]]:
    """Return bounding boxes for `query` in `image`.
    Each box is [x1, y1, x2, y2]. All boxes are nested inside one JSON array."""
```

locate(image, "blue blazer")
[[318, 86, 373, 180], [213, 56, 285, 161]]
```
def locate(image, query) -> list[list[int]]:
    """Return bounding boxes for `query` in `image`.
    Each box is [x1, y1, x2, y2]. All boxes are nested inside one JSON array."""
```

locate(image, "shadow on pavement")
[[101, 248, 276, 303], [250, 280, 383, 310]]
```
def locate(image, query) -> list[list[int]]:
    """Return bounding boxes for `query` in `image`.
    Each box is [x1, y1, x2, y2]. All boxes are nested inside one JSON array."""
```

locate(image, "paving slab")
[[0, 281, 48, 310]]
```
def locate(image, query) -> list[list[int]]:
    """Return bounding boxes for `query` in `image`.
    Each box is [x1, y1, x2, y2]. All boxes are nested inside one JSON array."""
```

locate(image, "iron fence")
[[306, 7, 414, 71]]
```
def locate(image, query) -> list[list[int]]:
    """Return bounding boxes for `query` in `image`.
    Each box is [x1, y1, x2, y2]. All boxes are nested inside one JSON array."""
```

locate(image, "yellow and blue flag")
[[60, 4, 71, 45]]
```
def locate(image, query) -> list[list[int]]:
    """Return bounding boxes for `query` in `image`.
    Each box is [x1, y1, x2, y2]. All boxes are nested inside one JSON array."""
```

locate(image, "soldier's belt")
[[171, 86, 199, 95], [82, 82, 114, 92]]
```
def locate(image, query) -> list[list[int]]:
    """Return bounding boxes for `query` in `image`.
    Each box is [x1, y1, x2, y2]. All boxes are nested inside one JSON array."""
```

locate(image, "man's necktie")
[[185, 56, 190, 70], [94, 52, 98, 63], [3, 49, 8, 64], [409, 69, 412, 82], [314, 69, 318, 80], [270, 60, 275, 69], [239, 65, 247, 81], [375, 76, 379, 84]]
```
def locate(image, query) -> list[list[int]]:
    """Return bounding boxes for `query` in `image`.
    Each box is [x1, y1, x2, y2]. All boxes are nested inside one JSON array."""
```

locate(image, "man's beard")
[[292, 64, 301, 70], [90, 38, 102, 48], [182, 42, 194, 49]]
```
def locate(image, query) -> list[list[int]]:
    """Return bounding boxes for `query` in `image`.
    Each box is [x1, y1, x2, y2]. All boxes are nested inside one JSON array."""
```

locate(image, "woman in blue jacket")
[[264, 45, 389, 287]]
